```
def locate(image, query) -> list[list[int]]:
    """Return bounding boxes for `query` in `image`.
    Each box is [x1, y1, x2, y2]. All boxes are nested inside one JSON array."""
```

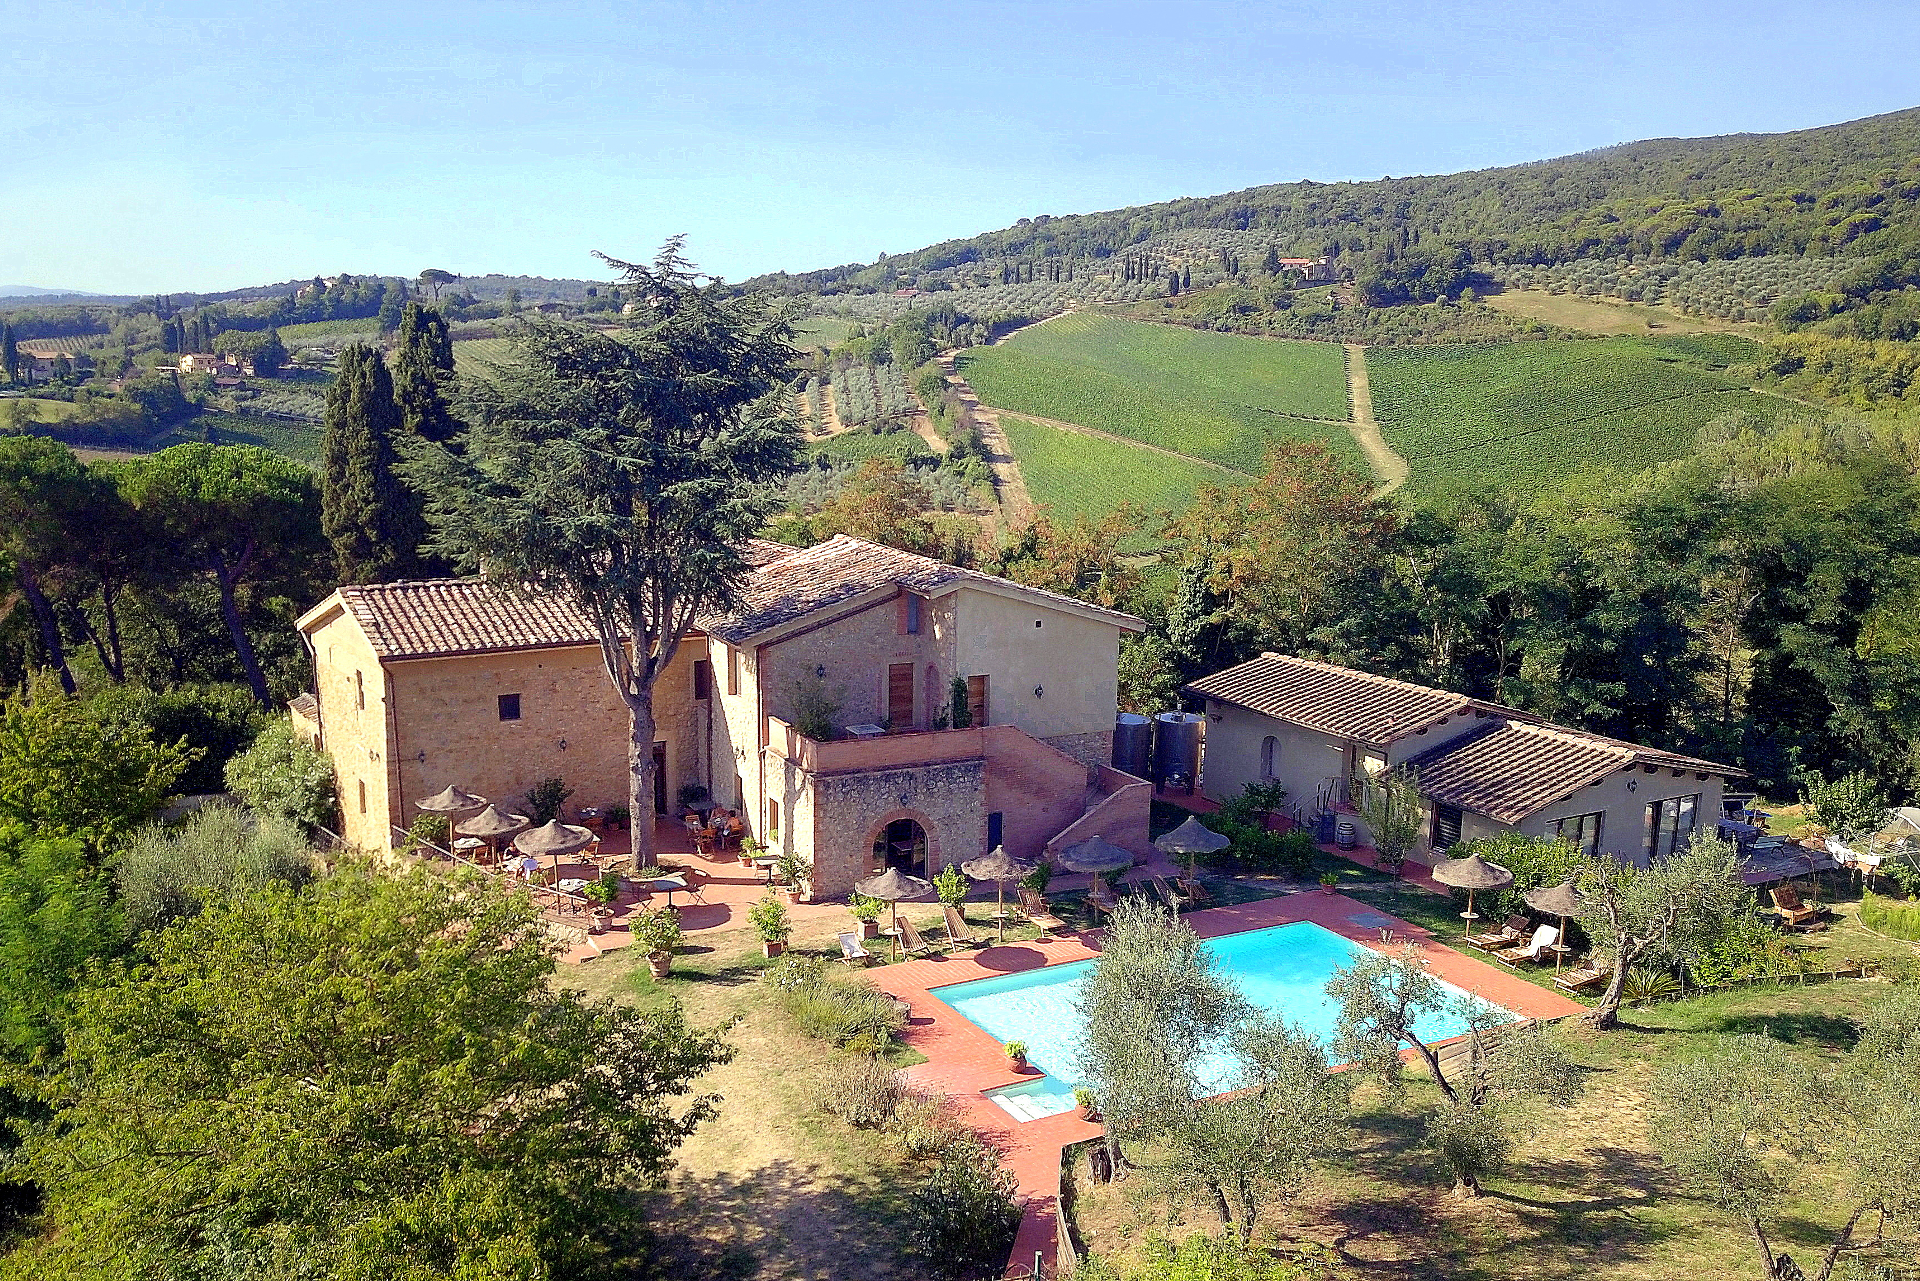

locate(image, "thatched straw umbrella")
[[415, 786, 485, 851], [513, 820, 596, 880], [855, 866, 934, 961], [1430, 853, 1514, 925], [1524, 880, 1582, 972], [456, 804, 527, 862], [1058, 836, 1136, 914], [961, 845, 1036, 942], [1154, 815, 1230, 879]]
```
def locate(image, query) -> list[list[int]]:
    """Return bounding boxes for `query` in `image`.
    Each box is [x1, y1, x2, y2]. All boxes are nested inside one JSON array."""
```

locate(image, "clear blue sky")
[[4, 0, 1918, 295]]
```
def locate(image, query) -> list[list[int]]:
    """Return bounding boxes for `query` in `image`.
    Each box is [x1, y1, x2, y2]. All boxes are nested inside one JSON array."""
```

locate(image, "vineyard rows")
[[1494, 255, 1848, 322], [1367, 336, 1786, 495], [956, 312, 1357, 474], [999, 414, 1230, 547]]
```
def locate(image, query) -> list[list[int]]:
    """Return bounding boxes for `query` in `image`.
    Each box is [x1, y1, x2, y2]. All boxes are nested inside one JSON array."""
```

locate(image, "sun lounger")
[[898, 916, 937, 956], [838, 932, 872, 966], [1017, 888, 1071, 934], [942, 904, 983, 948], [1495, 923, 1561, 965], [1466, 914, 1530, 951], [1152, 875, 1191, 913], [1770, 885, 1828, 929], [1178, 875, 1214, 907], [1554, 959, 1612, 993]]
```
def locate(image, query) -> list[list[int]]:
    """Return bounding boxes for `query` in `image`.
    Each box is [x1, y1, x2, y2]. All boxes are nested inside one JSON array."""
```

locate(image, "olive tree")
[[1328, 945, 1581, 1196], [1651, 995, 1920, 1281], [1576, 832, 1754, 1030], [409, 241, 800, 865]]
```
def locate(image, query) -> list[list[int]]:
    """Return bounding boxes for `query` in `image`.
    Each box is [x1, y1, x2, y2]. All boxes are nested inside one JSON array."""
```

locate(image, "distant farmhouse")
[[296, 536, 1152, 898]]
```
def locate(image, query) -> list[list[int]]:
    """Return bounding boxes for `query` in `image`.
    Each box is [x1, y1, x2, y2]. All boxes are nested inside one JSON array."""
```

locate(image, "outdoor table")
[[751, 856, 782, 883], [556, 877, 589, 895], [647, 874, 689, 907]]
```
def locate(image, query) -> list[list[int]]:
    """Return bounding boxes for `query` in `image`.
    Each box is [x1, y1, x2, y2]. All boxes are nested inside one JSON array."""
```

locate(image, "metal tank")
[[1112, 713, 1151, 777], [1152, 711, 1204, 793]]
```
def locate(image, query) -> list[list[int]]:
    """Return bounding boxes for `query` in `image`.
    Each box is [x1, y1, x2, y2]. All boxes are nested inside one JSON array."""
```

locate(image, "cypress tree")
[[1, 323, 16, 385], [392, 303, 458, 443], [1181, 266, 1191, 290], [1263, 244, 1281, 275], [321, 344, 420, 583]]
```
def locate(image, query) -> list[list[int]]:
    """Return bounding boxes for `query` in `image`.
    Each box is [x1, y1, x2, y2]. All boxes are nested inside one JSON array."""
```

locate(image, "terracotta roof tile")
[[1401, 720, 1636, 824], [336, 579, 602, 660], [1185, 653, 1471, 744]]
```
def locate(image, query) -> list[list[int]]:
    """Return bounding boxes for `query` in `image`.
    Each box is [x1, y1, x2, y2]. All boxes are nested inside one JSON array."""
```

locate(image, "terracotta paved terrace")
[[871, 888, 1584, 1278]]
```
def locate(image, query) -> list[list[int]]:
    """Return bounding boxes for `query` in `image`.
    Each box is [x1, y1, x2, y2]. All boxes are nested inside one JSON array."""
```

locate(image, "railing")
[[766, 716, 999, 774], [390, 824, 593, 925]]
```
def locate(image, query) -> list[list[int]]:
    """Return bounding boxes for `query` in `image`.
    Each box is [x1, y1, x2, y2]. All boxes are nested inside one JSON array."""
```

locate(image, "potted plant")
[[605, 803, 631, 832], [849, 892, 885, 940], [1073, 1087, 1098, 1121], [1005, 1041, 1029, 1072], [933, 864, 969, 908], [580, 872, 622, 932], [749, 892, 793, 958], [738, 834, 766, 869], [630, 905, 682, 980], [1319, 871, 1341, 895], [775, 849, 809, 904]]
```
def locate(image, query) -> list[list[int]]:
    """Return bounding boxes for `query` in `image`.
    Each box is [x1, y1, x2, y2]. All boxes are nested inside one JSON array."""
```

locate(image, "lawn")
[[1366, 336, 1806, 498], [451, 337, 518, 376], [956, 312, 1357, 474], [1485, 288, 1761, 337], [809, 426, 936, 467], [999, 413, 1241, 541]]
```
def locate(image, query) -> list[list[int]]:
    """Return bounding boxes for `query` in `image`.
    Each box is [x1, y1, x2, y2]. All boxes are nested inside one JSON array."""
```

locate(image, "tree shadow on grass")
[[623, 1158, 914, 1281], [1712, 1011, 1859, 1050]]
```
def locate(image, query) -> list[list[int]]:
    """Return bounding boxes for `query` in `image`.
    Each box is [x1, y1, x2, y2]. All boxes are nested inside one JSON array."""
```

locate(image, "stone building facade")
[[297, 536, 1152, 896]]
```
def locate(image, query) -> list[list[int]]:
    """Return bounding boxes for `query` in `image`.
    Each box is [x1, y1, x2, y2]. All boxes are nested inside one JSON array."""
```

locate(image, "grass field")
[[1, 396, 89, 421], [1001, 414, 1237, 541], [957, 312, 1357, 473], [276, 318, 383, 347], [1485, 288, 1762, 337], [792, 315, 854, 352], [1367, 336, 1794, 497]]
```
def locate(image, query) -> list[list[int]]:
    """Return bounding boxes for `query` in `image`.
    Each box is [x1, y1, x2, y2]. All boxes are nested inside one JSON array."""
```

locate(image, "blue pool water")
[[932, 921, 1516, 1121]]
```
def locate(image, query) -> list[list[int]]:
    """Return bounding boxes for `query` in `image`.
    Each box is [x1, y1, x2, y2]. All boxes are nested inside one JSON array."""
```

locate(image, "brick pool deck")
[[874, 888, 1586, 1278]]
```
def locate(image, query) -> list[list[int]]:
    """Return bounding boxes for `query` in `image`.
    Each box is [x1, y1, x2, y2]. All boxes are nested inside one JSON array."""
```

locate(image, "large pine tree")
[[392, 302, 459, 443], [321, 345, 420, 583]]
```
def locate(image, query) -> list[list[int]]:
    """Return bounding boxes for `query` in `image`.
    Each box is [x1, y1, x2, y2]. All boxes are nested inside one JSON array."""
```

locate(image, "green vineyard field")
[[1000, 414, 1239, 544], [451, 338, 518, 376], [1366, 335, 1792, 496], [957, 313, 1357, 473]]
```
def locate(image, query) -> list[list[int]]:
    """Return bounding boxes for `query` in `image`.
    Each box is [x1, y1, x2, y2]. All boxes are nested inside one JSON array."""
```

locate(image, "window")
[[1644, 794, 1699, 859], [1555, 811, 1604, 857], [693, 658, 712, 701], [987, 811, 1004, 849], [1432, 803, 1463, 851], [1260, 735, 1279, 780], [904, 594, 922, 635], [497, 693, 521, 722], [767, 798, 780, 843], [357, 779, 366, 814], [726, 645, 740, 696], [354, 670, 365, 711]]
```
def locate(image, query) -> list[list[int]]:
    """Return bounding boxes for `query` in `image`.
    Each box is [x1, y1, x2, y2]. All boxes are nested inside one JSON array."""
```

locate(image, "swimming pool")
[[931, 920, 1517, 1121]]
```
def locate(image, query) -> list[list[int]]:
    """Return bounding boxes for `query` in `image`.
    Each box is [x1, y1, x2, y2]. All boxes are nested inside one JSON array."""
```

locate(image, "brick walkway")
[[873, 889, 1584, 1277]]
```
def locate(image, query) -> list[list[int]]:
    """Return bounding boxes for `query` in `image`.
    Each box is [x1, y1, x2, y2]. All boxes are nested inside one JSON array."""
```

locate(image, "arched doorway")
[[873, 818, 928, 876]]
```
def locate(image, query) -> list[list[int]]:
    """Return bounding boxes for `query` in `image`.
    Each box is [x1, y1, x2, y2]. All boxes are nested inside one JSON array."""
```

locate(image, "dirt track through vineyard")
[[1344, 343, 1410, 497]]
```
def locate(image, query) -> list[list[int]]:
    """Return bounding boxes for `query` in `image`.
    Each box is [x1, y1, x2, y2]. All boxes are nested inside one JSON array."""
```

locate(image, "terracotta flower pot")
[[763, 939, 786, 958], [858, 919, 879, 940], [1008, 1053, 1028, 1073], [589, 908, 612, 935], [647, 951, 672, 980]]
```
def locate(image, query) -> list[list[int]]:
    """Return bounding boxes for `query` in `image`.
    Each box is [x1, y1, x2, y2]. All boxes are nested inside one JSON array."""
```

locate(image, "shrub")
[[1074, 1234, 1329, 1281], [116, 804, 314, 933], [765, 952, 828, 993], [933, 864, 968, 906], [1019, 860, 1052, 895], [1801, 770, 1888, 841], [1450, 831, 1585, 923], [628, 905, 682, 956], [1861, 893, 1920, 942], [893, 1091, 970, 1162], [906, 1135, 1023, 1279], [91, 684, 264, 796], [223, 720, 336, 830], [819, 1054, 904, 1128], [398, 813, 449, 858], [748, 892, 792, 943], [774, 962, 905, 1049], [524, 776, 573, 826]]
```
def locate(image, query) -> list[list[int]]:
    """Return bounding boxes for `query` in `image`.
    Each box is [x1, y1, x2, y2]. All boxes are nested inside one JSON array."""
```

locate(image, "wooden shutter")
[[966, 675, 989, 727], [888, 662, 915, 729]]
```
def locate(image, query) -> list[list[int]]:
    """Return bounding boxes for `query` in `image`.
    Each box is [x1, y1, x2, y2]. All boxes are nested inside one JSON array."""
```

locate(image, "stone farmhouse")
[[1186, 653, 1741, 867], [295, 535, 1152, 899]]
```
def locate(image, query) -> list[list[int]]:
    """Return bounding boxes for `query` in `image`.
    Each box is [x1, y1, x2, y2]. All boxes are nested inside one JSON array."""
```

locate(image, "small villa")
[[1185, 652, 1742, 866], [296, 535, 1152, 899]]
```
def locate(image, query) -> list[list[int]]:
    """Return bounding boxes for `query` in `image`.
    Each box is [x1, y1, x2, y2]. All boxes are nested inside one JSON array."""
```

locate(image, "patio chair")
[[1466, 914, 1530, 951], [942, 903, 984, 948], [898, 915, 938, 957], [1177, 875, 1215, 907], [1495, 924, 1561, 966], [837, 932, 873, 966], [1152, 875, 1191, 913], [1017, 887, 1071, 934], [1554, 957, 1613, 994], [1770, 885, 1828, 929]]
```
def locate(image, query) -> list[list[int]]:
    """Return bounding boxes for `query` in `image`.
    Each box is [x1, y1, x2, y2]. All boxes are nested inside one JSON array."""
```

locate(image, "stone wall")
[[1042, 730, 1116, 772], [305, 602, 392, 853], [798, 757, 987, 897]]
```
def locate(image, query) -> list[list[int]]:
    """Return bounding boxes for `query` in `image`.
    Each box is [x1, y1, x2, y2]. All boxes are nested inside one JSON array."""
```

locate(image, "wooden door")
[[966, 674, 989, 727], [888, 662, 915, 730]]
